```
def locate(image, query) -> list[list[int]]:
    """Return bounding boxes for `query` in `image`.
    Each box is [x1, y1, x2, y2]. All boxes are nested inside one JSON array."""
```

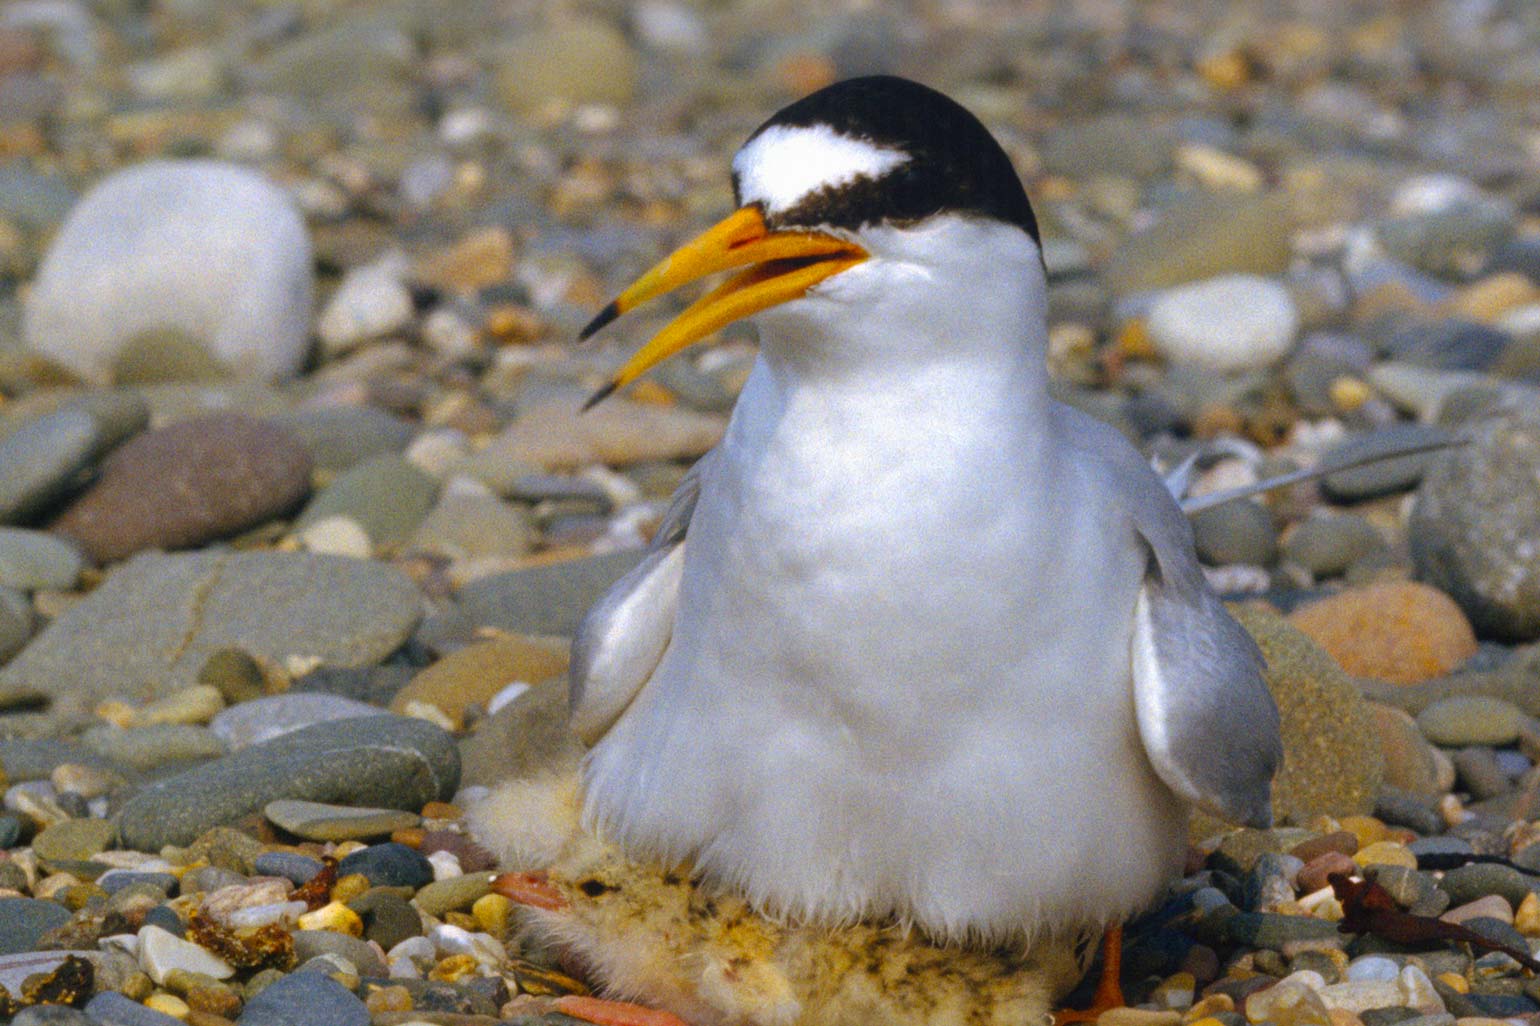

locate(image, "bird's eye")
[[578, 878, 617, 897]]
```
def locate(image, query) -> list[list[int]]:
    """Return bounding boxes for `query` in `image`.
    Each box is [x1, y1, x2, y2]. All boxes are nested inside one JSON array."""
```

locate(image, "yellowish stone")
[[145, 992, 191, 1018], [1352, 840, 1415, 870], [472, 892, 512, 936], [1329, 376, 1371, 412], [1436, 972, 1470, 994], [331, 873, 371, 904], [1185, 995, 1235, 1021], [364, 984, 413, 1013], [1515, 892, 1540, 936], [296, 900, 363, 936], [95, 699, 136, 727], [128, 685, 226, 726], [1440, 273, 1540, 323], [428, 952, 481, 983], [1337, 816, 1387, 848]]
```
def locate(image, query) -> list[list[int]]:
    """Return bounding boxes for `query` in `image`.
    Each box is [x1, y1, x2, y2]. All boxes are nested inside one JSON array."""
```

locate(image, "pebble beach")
[[0, 0, 1538, 1024]]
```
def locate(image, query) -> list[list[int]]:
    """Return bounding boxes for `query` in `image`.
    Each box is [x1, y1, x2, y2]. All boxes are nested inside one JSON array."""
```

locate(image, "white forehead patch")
[[732, 124, 910, 216]]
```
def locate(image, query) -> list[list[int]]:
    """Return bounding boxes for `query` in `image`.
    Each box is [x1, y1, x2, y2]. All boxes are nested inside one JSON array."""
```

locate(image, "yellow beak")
[[579, 205, 867, 408]]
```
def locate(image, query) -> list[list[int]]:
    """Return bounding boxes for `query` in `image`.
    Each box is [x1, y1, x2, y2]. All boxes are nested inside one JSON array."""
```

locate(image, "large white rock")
[[24, 159, 313, 384], [1146, 273, 1299, 374]]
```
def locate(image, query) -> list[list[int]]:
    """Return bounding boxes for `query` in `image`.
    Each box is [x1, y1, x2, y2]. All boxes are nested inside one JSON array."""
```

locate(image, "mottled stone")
[[1288, 582, 1478, 685]]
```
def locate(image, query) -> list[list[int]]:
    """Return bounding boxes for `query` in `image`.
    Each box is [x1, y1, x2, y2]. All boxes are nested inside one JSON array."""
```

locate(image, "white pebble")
[[138, 924, 235, 984], [427, 850, 463, 881], [421, 308, 480, 358], [486, 681, 530, 716], [1344, 955, 1400, 982], [24, 159, 313, 384], [317, 254, 414, 355], [225, 900, 307, 929], [297, 515, 373, 558], [1147, 274, 1299, 374]]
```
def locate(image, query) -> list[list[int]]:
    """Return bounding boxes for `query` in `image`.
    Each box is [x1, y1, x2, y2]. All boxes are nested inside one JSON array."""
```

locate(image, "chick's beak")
[[579, 204, 867, 408], [492, 870, 568, 912]]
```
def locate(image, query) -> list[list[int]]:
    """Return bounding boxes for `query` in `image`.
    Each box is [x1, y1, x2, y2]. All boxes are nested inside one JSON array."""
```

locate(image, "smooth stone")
[[0, 408, 99, 525], [247, 20, 415, 97], [351, 889, 421, 949], [336, 842, 432, 889], [0, 551, 422, 734], [80, 724, 227, 772], [50, 414, 312, 564], [138, 923, 234, 984], [1411, 403, 1540, 642], [208, 693, 390, 750], [1288, 582, 1479, 685], [1384, 319, 1511, 373], [1220, 607, 1383, 826], [1191, 500, 1279, 567], [294, 454, 438, 552], [110, 325, 233, 385], [0, 528, 83, 591], [390, 635, 569, 730], [82, 991, 185, 1026], [1321, 424, 1455, 502], [1369, 704, 1445, 797], [290, 929, 387, 977], [1417, 696, 1525, 747], [0, 586, 31, 663], [494, 16, 637, 110], [24, 160, 312, 385], [467, 398, 725, 472], [1374, 788, 1445, 836], [1284, 515, 1387, 579], [117, 715, 458, 850], [32, 817, 113, 862], [1104, 192, 1293, 295], [1450, 747, 1511, 801], [1146, 274, 1299, 374], [1439, 863, 1531, 909], [269, 405, 416, 475], [0, 739, 98, 781], [413, 872, 495, 917], [410, 491, 534, 562], [1378, 197, 1517, 279], [458, 677, 585, 788], [1226, 911, 1343, 949], [457, 549, 644, 637], [0, 898, 71, 953], [11, 1003, 93, 1024], [236, 969, 370, 1025], [252, 851, 323, 885], [264, 799, 420, 842], [315, 257, 414, 355], [1441, 894, 1513, 926], [97, 871, 177, 896]]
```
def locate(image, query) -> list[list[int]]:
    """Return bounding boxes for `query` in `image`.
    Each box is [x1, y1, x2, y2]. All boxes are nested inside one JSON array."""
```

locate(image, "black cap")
[[734, 75, 1039, 244]]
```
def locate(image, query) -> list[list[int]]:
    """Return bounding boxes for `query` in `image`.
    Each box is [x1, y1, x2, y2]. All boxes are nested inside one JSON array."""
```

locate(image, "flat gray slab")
[[0, 550, 422, 736]]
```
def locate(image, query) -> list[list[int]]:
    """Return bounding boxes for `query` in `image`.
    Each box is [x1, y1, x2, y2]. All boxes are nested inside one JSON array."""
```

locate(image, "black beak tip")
[[579, 301, 621, 341], [582, 380, 619, 412]]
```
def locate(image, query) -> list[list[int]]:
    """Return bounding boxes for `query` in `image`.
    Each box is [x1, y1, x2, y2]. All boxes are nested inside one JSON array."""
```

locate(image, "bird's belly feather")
[[582, 387, 1189, 942]]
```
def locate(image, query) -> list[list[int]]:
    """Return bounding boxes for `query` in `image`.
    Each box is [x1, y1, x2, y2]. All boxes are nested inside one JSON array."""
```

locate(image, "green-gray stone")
[[294, 454, 438, 550], [457, 549, 644, 637], [413, 872, 495, 917], [0, 528, 84, 591], [1416, 695, 1525, 747], [117, 716, 458, 850], [263, 799, 420, 842], [32, 818, 114, 862]]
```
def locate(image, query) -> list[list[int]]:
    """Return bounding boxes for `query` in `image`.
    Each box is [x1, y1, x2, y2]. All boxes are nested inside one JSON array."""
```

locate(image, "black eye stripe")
[[733, 75, 1039, 243]]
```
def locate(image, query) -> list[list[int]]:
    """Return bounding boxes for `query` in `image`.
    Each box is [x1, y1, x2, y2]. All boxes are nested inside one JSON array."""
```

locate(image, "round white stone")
[[1146, 273, 1299, 374], [24, 159, 313, 384]]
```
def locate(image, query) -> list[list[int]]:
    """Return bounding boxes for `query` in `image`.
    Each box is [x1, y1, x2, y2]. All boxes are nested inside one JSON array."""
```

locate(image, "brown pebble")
[[1290, 830, 1359, 863], [185, 1011, 238, 1026], [1298, 851, 1359, 894], [421, 801, 462, 820], [390, 827, 426, 849]]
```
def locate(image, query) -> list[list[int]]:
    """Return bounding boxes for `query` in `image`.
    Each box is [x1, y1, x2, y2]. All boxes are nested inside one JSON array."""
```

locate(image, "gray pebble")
[[268, 405, 416, 475], [293, 453, 438, 551], [12, 1005, 93, 1024], [80, 723, 227, 773], [1321, 423, 1453, 501], [1440, 861, 1531, 909], [0, 529, 84, 591], [235, 968, 370, 1026], [117, 715, 458, 850], [84, 990, 185, 1026], [208, 693, 390, 750], [252, 851, 323, 885], [291, 929, 388, 977], [1191, 500, 1278, 567], [0, 898, 71, 954], [1283, 514, 1386, 579], [1417, 695, 1525, 747], [457, 548, 645, 636], [0, 586, 31, 664], [1452, 746, 1511, 801], [0, 408, 98, 526], [1375, 787, 1445, 835]]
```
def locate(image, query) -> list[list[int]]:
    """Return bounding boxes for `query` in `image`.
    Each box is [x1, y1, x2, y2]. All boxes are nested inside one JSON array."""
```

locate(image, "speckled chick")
[[476, 773, 1082, 1026]]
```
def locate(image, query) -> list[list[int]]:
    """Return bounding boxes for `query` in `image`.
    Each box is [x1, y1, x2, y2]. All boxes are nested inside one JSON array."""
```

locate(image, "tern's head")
[[580, 75, 1043, 405]]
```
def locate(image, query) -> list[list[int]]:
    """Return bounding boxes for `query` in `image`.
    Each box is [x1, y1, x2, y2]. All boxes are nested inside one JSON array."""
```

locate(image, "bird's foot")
[[555, 995, 692, 1026], [1053, 923, 1125, 1025]]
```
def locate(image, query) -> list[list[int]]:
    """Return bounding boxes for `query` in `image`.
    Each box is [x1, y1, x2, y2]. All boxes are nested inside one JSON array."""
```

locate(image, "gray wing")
[[1128, 474, 1282, 828], [566, 453, 707, 745], [1062, 410, 1282, 828]]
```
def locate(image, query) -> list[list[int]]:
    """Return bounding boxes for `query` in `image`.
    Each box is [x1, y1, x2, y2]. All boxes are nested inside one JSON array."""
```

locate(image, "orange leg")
[[1054, 923, 1125, 1025], [555, 994, 692, 1026]]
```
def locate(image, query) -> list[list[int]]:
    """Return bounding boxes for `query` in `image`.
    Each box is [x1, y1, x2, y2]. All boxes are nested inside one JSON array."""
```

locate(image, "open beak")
[[579, 205, 867, 408]]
